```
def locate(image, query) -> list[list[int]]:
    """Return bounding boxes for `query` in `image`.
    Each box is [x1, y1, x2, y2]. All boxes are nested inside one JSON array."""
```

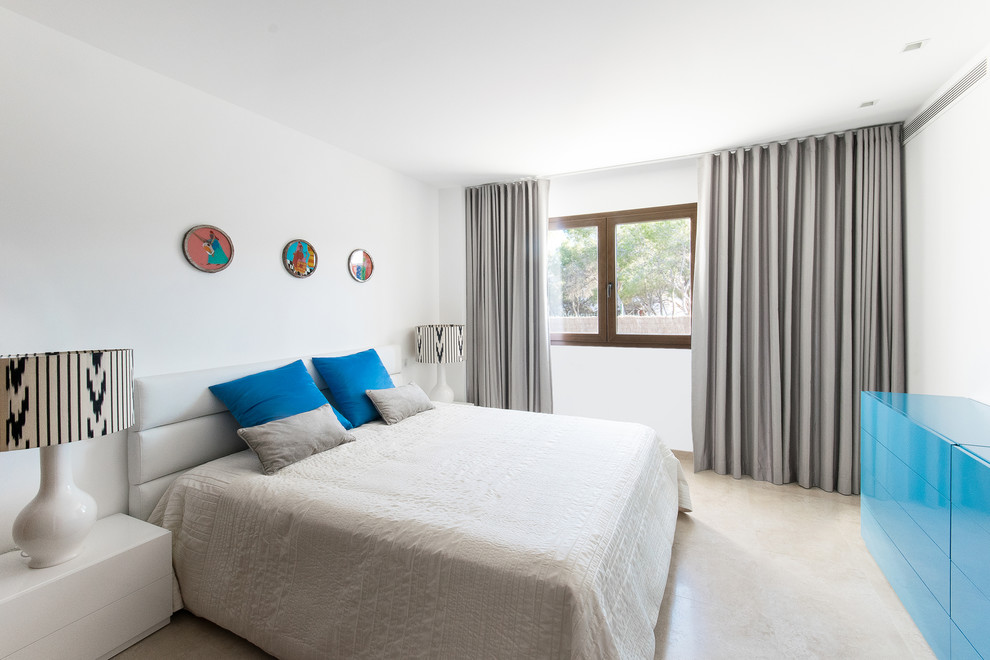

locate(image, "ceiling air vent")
[[903, 57, 987, 143]]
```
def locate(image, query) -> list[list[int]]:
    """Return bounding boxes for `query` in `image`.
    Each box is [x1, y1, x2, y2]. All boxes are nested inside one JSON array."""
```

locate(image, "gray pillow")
[[236, 404, 356, 474], [366, 383, 435, 425]]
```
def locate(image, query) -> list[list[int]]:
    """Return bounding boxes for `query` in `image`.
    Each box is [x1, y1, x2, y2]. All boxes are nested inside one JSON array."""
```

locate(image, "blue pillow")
[[312, 349, 394, 427], [209, 359, 353, 430]]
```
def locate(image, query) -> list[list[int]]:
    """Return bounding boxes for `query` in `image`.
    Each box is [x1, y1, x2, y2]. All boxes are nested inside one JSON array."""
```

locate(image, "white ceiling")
[[2, 0, 989, 188]]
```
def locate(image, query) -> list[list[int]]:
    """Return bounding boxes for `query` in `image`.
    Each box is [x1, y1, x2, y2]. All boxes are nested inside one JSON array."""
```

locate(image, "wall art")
[[348, 249, 374, 282], [283, 239, 318, 278], [183, 225, 234, 273]]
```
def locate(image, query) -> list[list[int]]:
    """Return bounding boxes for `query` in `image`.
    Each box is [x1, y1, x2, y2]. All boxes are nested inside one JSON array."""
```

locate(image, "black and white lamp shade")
[[1, 349, 134, 452], [415, 325, 465, 365], [415, 325, 464, 404]]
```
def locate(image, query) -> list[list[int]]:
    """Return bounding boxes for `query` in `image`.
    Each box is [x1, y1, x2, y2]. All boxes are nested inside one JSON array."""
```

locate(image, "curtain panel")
[[692, 124, 905, 494], [465, 179, 553, 413]]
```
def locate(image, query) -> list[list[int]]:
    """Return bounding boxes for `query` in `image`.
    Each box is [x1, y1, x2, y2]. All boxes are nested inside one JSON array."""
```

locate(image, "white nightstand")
[[0, 513, 172, 660]]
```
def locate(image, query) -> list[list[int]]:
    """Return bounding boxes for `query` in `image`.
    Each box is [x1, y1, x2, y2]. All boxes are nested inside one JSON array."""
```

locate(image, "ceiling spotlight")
[[903, 40, 928, 52], [860, 100, 878, 108]]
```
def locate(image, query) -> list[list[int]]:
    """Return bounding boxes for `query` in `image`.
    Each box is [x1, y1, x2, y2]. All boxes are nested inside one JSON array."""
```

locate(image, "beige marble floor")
[[117, 452, 935, 659], [654, 452, 934, 659]]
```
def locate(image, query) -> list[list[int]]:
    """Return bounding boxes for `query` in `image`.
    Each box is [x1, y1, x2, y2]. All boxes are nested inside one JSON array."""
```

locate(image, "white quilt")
[[151, 404, 690, 659]]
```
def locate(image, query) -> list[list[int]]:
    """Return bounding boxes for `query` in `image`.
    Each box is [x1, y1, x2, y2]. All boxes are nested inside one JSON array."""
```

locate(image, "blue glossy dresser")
[[861, 392, 990, 659]]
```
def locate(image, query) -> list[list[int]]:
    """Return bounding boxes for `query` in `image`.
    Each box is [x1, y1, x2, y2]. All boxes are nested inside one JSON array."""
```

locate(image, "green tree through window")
[[548, 225, 598, 320], [548, 204, 696, 348]]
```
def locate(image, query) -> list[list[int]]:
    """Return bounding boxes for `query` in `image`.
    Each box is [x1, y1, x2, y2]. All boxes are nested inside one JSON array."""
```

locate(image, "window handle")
[[607, 282, 613, 299]]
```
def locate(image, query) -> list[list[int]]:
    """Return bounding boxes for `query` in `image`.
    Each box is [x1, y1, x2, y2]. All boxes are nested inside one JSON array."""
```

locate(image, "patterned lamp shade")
[[415, 325, 465, 364], [1, 349, 134, 452]]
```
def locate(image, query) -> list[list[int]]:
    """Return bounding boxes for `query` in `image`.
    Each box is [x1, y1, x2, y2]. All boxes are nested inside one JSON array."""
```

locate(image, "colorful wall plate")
[[183, 225, 234, 273], [283, 239, 318, 278], [348, 249, 374, 282]]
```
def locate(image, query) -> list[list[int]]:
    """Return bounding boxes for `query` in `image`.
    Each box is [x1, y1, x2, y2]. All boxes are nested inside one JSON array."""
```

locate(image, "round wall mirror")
[[348, 249, 374, 282]]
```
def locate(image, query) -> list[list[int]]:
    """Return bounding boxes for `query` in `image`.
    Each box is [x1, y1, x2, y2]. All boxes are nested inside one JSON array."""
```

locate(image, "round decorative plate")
[[283, 239, 318, 278], [348, 249, 374, 282], [183, 225, 234, 273]]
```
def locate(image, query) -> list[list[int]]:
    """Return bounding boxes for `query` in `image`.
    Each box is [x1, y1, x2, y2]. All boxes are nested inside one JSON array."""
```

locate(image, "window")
[[548, 203, 696, 348]]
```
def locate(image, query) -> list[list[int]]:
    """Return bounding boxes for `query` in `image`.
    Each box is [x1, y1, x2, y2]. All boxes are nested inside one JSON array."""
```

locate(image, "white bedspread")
[[151, 404, 689, 659]]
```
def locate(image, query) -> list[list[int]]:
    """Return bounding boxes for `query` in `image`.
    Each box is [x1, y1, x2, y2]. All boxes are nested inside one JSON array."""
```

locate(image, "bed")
[[128, 345, 691, 659]]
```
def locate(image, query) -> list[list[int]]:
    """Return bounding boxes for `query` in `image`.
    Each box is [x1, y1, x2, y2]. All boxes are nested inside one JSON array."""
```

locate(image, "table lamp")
[[415, 324, 465, 403], [1, 349, 133, 568]]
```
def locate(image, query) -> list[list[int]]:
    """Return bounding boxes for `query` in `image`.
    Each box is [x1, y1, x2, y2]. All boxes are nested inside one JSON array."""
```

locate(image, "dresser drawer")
[[951, 562, 990, 659], [7, 576, 170, 660], [870, 399, 951, 495], [951, 621, 982, 660], [863, 478, 949, 611], [873, 439, 949, 554], [861, 504, 950, 659], [861, 428, 877, 498], [952, 446, 990, 608], [861, 393, 881, 442]]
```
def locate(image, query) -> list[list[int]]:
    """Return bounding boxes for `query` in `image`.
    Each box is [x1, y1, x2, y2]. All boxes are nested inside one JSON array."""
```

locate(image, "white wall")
[[0, 9, 440, 553], [435, 188, 468, 400], [548, 159, 699, 451], [904, 48, 990, 404]]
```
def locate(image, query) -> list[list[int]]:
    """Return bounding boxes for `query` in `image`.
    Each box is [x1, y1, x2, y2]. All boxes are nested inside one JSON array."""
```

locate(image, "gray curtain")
[[692, 124, 905, 495], [465, 179, 553, 413]]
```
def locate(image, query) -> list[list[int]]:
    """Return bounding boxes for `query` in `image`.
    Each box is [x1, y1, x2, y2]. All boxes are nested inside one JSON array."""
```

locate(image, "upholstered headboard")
[[127, 345, 403, 521]]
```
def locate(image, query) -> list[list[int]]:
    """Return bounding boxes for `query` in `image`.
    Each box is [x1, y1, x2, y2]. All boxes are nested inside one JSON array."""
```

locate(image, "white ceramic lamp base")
[[12, 444, 97, 568], [429, 363, 455, 403]]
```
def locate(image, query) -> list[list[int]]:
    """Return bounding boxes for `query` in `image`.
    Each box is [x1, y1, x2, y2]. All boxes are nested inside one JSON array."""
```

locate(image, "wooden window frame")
[[548, 203, 697, 349]]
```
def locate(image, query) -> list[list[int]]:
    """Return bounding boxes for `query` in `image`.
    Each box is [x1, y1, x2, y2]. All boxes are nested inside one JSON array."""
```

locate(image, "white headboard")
[[127, 345, 403, 521]]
